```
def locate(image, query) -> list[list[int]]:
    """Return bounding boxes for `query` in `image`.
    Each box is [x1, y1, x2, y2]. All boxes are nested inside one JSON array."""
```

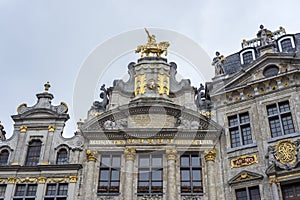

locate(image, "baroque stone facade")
[[0, 26, 299, 200]]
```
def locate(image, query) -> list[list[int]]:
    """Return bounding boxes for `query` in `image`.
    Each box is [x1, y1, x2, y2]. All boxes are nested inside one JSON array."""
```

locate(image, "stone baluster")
[[166, 148, 178, 200], [204, 149, 217, 200], [123, 148, 136, 200]]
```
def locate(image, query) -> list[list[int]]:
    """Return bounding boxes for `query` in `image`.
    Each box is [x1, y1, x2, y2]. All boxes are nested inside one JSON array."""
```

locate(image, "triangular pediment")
[[228, 170, 263, 185], [214, 53, 296, 94]]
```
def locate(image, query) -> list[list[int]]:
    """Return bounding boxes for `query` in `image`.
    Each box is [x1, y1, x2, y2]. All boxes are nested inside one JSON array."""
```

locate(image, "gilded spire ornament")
[[44, 81, 51, 92], [135, 28, 170, 57]]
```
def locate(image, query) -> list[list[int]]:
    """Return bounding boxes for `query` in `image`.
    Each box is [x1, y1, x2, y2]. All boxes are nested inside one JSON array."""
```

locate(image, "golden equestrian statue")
[[135, 28, 170, 57]]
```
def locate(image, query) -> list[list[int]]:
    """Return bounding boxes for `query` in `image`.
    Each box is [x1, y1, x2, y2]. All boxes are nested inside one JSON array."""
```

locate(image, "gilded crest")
[[275, 139, 297, 165]]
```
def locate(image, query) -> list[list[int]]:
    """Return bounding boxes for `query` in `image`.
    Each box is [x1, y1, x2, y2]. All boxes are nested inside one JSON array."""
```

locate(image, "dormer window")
[[278, 36, 295, 52], [240, 49, 256, 65]]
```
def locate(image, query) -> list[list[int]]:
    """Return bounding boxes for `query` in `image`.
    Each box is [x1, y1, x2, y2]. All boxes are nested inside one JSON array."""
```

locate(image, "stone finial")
[[44, 81, 51, 92], [124, 148, 136, 160], [86, 150, 97, 162], [204, 149, 216, 162]]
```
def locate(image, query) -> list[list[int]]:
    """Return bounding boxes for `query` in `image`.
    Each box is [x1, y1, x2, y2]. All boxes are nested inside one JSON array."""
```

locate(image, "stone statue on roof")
[[212, 51, 226, 76]]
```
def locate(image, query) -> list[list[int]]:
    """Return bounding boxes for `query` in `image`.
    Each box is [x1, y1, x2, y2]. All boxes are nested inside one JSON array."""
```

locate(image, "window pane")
[[249, 186, 260, 200], [139, 170, 149, 181], [111, 170, 120, 181], [152, 170, 162, 181], [192, 170, 201, 181], [242, 51, 254, 64], [230, 128, 241, 148], [228, 115, 238, 127], [101, 156, 110, 167], [181, 170, 190, 181], [236, 188, 247, 200], [46, 184, 56, 196], [281, 38, 293, 52], [57, 149, 68, 165], [139, 157, 150, 167], [112, 156, 120, 167], [152, 156, 162, 167], [26, 185, 37, 196], [181, 156, 189, 167], [58, 184, 68, 196], [191, 156, 200, 167], [25, 141, 42, 166], [100, 170, 109, 181], [15, 185, 25, 196], [0, 150, 9, 166], [267, 104, 278, 115], [282, 114, 295, 134], [240, 113, 250, 123], [0, 185, 6, 196]]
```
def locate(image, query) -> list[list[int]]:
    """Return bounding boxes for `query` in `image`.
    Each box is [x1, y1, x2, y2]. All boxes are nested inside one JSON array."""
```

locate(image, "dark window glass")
[[56, 149, 68, 165], [0, 150, 9, 166], [98, 154, 121, 194], [180, 153, 203, 194], [267, 101, 295, 138], [242, 51, 254, 64], [25, 140, 42, 166], [45, 183, 68, 200], [282, 182, 300, 200], [263, 65, 279, 77], [138, 154, 163, 194], [14, 184, 37, 199], [228, 112, 253, 148], [236, 186, 260, 200], [0, 184, 6, 197], [281, 38, 294, 52]]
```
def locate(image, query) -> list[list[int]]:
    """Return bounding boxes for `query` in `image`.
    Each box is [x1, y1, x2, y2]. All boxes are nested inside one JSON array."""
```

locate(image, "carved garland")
[[0, 176, 78, 184]]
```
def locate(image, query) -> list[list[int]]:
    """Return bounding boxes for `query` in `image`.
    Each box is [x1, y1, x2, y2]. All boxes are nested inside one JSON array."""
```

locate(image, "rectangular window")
[[0, 184, 6, 200], [44, 183, 68, 200], [98, 154, 121, 194], [242, 52, 254, 64], [282, 182, 300, 200], [138, 154, 163, 194], [235, 186, 260, 200], [180, 153, 203, 194], [267, 101, 295, 138], [228, 112, 253, 148], [13, 184, 37, 200], [281, 38, 294, 52]]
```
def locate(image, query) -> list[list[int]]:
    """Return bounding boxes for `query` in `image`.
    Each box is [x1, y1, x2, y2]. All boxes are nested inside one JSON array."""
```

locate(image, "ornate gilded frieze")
[[157, 73, 169, 95], [134, 73, 146, 96], [4, 176, 75, 184], [231, 154, 258, 168]]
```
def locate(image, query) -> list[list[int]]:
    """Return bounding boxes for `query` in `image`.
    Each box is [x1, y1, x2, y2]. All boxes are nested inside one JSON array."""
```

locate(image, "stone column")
[[269, 177, 280, 200], [166, 148, 178, 200], [123, 148, 136, 200], [85, 150, 97, 200], [204, 149, 217, 200]]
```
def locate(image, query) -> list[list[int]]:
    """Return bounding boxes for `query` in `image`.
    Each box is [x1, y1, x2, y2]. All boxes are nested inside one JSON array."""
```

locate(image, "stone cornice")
[[0, 164, 82, 172]]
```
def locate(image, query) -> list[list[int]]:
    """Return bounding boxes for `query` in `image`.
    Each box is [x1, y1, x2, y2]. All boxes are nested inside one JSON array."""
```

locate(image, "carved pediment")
[[228, 170, 263, 185]]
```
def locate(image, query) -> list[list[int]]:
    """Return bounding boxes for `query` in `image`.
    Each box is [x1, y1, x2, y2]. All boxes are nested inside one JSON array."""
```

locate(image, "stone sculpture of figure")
[[0, 121, 6, 141], [92, 84, 109, 112], [212, 51, 225, 76], [257, 25, 272, 46], [195, 83, 206, 110]]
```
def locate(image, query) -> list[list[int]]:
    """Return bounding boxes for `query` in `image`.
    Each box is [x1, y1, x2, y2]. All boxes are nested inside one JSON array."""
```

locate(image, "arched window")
[[25, 140, 42, 166], [56, 148, 68, 165], [0, 149, 9, 166], [240, 49, 256, 65], [278, 36, 295, 53]]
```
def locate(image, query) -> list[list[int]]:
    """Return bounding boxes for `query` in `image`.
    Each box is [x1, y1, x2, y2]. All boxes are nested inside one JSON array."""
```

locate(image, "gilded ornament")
[[204, 149, 216, 162], [49, 177, 67, 183], [166, 148, 177, 160], [124, 148, 136, 160], [8, 177, 16, 184], [20, 126, 27, 133], [236, 172, 254, 181], [69, 176, 78, 183], [275, 139, 297, 165], [37, 177, 47, 184], [86, 150, 98, 162], [157, 73, 170, 95], [135, 28, 170, 57], [48, 125, 56, 132], [0, 179, 6, 184], [134, 74, 146, 96], [231, 154, 258, 168], [18, 177, 37, 183]]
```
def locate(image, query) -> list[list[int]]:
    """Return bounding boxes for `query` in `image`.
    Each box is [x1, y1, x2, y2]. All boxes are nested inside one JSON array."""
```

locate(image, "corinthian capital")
[[204, 149, 216, 162], [86, 150, 98, 162], [124, 148, 136, 160], [166, 148, 177, 160]]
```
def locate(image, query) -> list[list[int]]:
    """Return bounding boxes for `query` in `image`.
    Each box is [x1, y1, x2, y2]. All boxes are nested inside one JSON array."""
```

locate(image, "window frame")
[[180, 153, 203, 194], [228, 112, 253, 148], [281, 182, 300, 200], [278, 36, 295, 52], [56, 148, 69, 165], [235, 185, 261, 200], [240, 49, 256, 65], [13, 184, 37, 200], [0, 149, 9, 166], [25, 140, 42, 166], [97, 154, 121, 194], [0, 184, 6, 200], [137, 153, 163, 195], [44, 183, 68, 200], [267, 101, 295, 138]]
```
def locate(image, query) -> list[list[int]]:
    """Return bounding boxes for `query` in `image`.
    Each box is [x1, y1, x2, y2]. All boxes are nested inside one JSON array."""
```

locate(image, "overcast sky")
[[1, 0, 300, 138]]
